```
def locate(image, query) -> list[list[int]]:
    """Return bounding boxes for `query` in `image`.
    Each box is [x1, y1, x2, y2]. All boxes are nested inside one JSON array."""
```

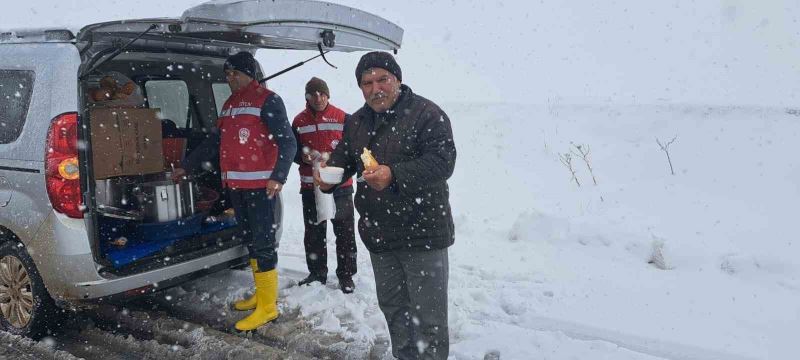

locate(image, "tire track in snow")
[[123, 276, 378, 360], [31, 303, 302, 360], [87, 304, 306, 360], [452, 264, 756, 360], [523, 315, 758, 360], [0, 331, 79, 360], [6, 267, 383, 359]]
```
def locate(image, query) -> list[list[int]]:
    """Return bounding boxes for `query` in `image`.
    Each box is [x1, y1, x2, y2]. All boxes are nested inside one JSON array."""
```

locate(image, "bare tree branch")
[[571, 143, 598, 185], [559, 152, 581, 187], [656, 135, 677, 175]]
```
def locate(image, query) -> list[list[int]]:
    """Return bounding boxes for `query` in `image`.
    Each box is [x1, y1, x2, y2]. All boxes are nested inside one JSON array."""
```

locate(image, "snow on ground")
[[178, 103, 799, 359], [0, 1, 794, 359], [0, 331, 78, 360]]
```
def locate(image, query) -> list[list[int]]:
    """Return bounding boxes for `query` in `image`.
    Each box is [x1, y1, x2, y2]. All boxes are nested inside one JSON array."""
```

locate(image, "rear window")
[[145, 80, 190, 128], [212, 83, 231, 116], [0, 70, 35, 144]]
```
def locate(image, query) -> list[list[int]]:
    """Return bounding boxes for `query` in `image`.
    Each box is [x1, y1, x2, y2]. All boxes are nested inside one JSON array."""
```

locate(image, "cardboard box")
[[91, 108, 163, 179]]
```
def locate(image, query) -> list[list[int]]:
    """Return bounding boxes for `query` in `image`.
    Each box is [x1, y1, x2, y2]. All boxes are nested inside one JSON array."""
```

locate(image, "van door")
[[76, 0, 403, 53]]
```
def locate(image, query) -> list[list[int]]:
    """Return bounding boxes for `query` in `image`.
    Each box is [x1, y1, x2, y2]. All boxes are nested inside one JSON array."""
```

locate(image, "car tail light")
[[45, 112, 83, 218]]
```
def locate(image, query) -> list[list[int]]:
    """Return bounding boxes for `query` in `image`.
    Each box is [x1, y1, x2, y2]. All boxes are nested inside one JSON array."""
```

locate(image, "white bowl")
[[319, 166, 344, 184]]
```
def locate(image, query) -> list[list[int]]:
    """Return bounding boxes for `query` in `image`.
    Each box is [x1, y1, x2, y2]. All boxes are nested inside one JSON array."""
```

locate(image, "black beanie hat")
[[305, 77, 330, 97], [224, 52, 258, 79], [355, 51, 402, 84]]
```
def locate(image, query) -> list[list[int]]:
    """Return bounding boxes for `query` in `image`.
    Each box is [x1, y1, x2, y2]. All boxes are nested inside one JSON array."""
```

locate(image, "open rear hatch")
[[75, 0, 403, 272], [77, 0, 403, 55]]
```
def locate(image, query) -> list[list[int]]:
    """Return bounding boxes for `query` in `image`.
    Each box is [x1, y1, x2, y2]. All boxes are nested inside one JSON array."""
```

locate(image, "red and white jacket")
[[217, 80, 278, 189], [292, 103, 352, 190]]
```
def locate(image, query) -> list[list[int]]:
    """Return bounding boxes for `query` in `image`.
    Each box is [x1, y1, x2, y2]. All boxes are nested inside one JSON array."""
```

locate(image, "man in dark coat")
[[316, 51, 456, 360]]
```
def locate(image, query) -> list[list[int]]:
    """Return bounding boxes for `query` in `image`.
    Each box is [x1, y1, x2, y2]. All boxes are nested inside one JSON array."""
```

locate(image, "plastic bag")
[[313, 156, 336, 224]]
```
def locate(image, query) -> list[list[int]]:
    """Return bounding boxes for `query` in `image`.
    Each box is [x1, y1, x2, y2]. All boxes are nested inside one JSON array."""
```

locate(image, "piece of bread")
[[119, 81, 137, 96], [89, 88, 112, 102], [361, 148, 379, 170], [99, 76, 117, 91], [111, 91, 130, 100]]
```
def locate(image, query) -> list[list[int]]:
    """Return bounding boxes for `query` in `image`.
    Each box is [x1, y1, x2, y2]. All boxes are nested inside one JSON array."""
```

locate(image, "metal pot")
[[96, 177, 135, 208], [95, 177, 142, 219], [133, 179, 196, 223]]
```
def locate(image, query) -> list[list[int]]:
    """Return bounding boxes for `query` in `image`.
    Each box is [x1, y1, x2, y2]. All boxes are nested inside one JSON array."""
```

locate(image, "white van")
[[0, 0, 402, 337]]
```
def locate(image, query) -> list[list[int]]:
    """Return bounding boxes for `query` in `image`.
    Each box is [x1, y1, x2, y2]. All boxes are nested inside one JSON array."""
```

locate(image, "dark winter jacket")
[[327, 85, 456, 253]]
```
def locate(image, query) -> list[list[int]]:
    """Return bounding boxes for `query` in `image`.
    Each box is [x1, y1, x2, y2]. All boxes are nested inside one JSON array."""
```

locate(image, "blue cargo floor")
[[100, 214, 237, 268]]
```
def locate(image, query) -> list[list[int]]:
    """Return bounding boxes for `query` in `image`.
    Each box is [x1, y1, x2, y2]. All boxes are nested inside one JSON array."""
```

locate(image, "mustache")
[[369, 92, 388, 102]]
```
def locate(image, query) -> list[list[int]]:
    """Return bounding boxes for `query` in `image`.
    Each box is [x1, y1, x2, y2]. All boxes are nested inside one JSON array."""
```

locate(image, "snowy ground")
[[4, 103, 797, 359], [1, 1, 797, 359], [139, 103, 796, 360]]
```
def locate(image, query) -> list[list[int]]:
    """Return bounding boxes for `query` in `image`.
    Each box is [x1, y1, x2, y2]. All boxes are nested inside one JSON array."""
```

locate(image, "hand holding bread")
[[361, 147, 379, 170]]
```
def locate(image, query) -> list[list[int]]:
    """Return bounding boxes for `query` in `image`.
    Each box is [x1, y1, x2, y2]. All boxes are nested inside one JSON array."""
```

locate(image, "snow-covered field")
[[173, 103, 799, 360], [1, 1, 798, 359]]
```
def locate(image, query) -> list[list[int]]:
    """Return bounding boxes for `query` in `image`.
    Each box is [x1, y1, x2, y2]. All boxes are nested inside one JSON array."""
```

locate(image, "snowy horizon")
[[2, 0, 799, 108], [0, 1, 796, 359]]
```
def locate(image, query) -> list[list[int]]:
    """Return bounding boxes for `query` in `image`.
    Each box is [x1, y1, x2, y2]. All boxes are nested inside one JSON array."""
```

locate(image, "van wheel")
[[0, 241, 59, 338]]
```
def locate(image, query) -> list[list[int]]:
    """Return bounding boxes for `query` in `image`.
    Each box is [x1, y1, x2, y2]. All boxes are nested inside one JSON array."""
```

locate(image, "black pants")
[[371, 249, 449, 359], [301, 190, 356, 279], [229, 189, 278, 272]]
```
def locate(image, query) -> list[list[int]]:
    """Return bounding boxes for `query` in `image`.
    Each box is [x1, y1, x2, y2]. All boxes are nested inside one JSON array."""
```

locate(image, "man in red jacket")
[[292, 77, 357, 293], [177, 52, 297, 331]]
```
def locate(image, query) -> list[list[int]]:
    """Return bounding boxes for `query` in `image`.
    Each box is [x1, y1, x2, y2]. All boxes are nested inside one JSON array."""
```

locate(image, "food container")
[[96, 177, 135, 209], [96, 177, 142, 220], [195, 186, 220, 213], [318, 166, 344, 184], [133, 179, 196, 223]]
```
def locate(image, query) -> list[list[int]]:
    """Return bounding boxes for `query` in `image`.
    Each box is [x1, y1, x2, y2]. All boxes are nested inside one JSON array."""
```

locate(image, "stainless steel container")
[[134, 180, 196, 223], [96, 177, 142, 220], [96, 177, 134, 208]]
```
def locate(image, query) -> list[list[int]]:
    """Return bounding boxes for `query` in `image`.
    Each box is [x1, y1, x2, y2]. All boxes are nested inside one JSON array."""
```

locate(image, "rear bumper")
[[65, 245, 248, 300], [32, 207, 255, 303]]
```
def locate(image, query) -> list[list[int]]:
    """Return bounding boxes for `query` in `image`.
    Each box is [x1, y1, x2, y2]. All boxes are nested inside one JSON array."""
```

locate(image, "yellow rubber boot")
[[232, 259, 258, 311], [235, 268, 279, 331]]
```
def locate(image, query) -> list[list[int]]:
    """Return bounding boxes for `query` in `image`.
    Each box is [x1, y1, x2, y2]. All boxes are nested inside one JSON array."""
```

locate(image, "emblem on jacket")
[[331, 139, 340, 149], [239, 128, 251, 144]]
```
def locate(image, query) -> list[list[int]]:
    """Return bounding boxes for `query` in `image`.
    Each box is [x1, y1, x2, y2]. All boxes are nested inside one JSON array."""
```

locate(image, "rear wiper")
[[79, 24, 159, 80]]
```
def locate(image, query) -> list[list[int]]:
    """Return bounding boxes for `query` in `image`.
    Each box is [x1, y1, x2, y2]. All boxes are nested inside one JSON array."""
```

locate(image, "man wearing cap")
[[177, 51, 296, 331], [291, 77, 357, 293], [315, 52, 456, 359]]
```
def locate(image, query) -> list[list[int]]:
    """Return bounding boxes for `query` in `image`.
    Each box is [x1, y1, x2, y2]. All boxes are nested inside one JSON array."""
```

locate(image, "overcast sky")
[[2, 0, 798, 109]]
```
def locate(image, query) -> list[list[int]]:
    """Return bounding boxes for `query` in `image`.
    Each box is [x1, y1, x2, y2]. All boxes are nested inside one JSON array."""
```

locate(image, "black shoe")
[[298, 274, 327, 286], [339, 277, 355, 294]]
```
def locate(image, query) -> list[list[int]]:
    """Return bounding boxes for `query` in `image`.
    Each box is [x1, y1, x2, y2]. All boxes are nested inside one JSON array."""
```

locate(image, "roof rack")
[[0, 29, 75, 44]]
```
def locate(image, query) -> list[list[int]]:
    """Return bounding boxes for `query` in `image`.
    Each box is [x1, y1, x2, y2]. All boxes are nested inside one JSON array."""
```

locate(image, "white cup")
[[318, 166, 344, 184]]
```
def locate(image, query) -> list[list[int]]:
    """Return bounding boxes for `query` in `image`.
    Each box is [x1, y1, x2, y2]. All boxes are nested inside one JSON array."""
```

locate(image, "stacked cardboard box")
[[91, 108, 163, 179]]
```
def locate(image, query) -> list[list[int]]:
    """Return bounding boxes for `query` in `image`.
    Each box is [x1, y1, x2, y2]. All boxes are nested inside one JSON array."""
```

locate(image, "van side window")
[[145, 80, 190, 129], [0, 70, 35, 144], [212, 83, 232, 116]]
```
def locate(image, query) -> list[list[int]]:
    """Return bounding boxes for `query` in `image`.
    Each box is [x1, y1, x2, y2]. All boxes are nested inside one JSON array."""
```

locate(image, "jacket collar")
[[231, 79, 262, 98], [362, 85, 410, 134]]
